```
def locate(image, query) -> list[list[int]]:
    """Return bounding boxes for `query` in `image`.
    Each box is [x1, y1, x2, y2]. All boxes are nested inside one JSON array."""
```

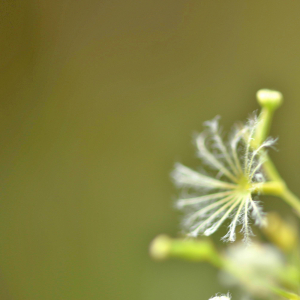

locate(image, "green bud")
[[256, 89, 283, 110], [149, 235, 171, 260], [149, 235, 224, 267]]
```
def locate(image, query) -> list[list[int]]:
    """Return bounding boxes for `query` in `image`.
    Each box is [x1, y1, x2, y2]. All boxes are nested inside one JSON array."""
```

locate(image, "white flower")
[[209, 293, 231, 300], [225, 242, 284, 277], [220, 242, 284, 295], [172, 116, 276, 242]]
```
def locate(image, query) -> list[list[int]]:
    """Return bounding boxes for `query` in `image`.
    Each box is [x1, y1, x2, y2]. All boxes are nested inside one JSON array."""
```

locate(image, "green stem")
[[253, 90, 300, 214], [258, 155, 300, 216], [262, 154, 283, 182], [253, 108, 274, 147], [253, 181, 285, 196], [270, 286, 300, 300], [280, 189, 300, 217]]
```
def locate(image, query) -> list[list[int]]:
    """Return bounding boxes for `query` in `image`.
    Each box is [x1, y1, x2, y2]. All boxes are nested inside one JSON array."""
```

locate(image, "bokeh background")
[[0, 0, 300, 299]]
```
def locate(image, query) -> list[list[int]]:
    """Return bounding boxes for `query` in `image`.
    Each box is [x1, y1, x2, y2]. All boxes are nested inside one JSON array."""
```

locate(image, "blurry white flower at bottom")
[[209, 293, 231, 300], [220, 242, 284, 295], [225, 242, 284, 274], [172, 116, 276, 242]]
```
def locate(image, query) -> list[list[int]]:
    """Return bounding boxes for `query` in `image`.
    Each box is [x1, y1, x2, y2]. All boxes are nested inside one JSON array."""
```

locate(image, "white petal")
[[172, 163, 236, 190]]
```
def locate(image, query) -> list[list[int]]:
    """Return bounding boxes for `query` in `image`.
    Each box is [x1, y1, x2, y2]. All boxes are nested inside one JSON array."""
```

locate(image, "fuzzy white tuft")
[[172, 116, 275, 243], [209, 293, 231, 300]]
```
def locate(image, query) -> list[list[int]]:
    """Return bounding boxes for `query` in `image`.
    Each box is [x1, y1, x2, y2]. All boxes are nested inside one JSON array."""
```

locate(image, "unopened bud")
[[149, 235, 171, 260], [149, 235, 223, 267], [256, 89, 283, 110]]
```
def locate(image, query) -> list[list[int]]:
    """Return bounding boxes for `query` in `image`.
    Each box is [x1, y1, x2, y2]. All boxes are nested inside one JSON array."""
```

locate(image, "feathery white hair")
[[172, 116, 276, 242]]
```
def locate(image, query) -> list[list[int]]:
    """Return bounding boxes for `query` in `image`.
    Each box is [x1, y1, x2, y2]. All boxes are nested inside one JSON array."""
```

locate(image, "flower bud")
[[149, 235, 223, 267], [256, 89, 283, 110], [149, 235, 171, 260]]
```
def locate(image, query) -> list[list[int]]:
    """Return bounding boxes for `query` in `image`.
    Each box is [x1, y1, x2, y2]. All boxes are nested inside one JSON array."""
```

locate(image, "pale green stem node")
[[271, 286, 300, 300]]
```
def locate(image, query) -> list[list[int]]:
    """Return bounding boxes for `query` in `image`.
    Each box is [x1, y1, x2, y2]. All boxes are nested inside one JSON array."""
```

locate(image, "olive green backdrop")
[[0, 0, 299, 299]]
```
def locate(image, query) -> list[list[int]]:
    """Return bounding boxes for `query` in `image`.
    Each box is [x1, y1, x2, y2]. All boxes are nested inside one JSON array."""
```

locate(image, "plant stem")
[[262, 154, 283, 182], [253, 181, 285, 196], [254, 107, 274, 147], [261, 155, 300, 216], [280, 189, 300, 217], [253, 90, 300, 215], [270, 286, 300, 300]]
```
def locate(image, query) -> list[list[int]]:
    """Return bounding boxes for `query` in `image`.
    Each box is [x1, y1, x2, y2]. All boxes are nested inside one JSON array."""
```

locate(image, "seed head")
[[172, 116, 276, 242]]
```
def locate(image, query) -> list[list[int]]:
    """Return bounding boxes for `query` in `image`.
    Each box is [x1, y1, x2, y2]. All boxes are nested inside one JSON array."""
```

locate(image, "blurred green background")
[[0, 0, 300, 299]]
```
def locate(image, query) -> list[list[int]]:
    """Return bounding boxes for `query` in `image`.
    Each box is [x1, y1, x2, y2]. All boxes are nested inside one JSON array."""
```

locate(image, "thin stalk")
[[253, 107, 274, 147], [280, 189, 300, 217], [259, 155, 300, 216], [262, 154, 283, 182]]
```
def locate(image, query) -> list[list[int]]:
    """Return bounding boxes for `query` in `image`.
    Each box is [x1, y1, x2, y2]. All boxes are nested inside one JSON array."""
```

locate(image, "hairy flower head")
[[172, 116, 276, 242]]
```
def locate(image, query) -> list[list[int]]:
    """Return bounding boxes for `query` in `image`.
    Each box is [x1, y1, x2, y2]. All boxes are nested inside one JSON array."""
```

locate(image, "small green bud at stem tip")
[[149, 235, 171, 260], [256, 89, 283, 110], [149, 235, 224, 267]]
